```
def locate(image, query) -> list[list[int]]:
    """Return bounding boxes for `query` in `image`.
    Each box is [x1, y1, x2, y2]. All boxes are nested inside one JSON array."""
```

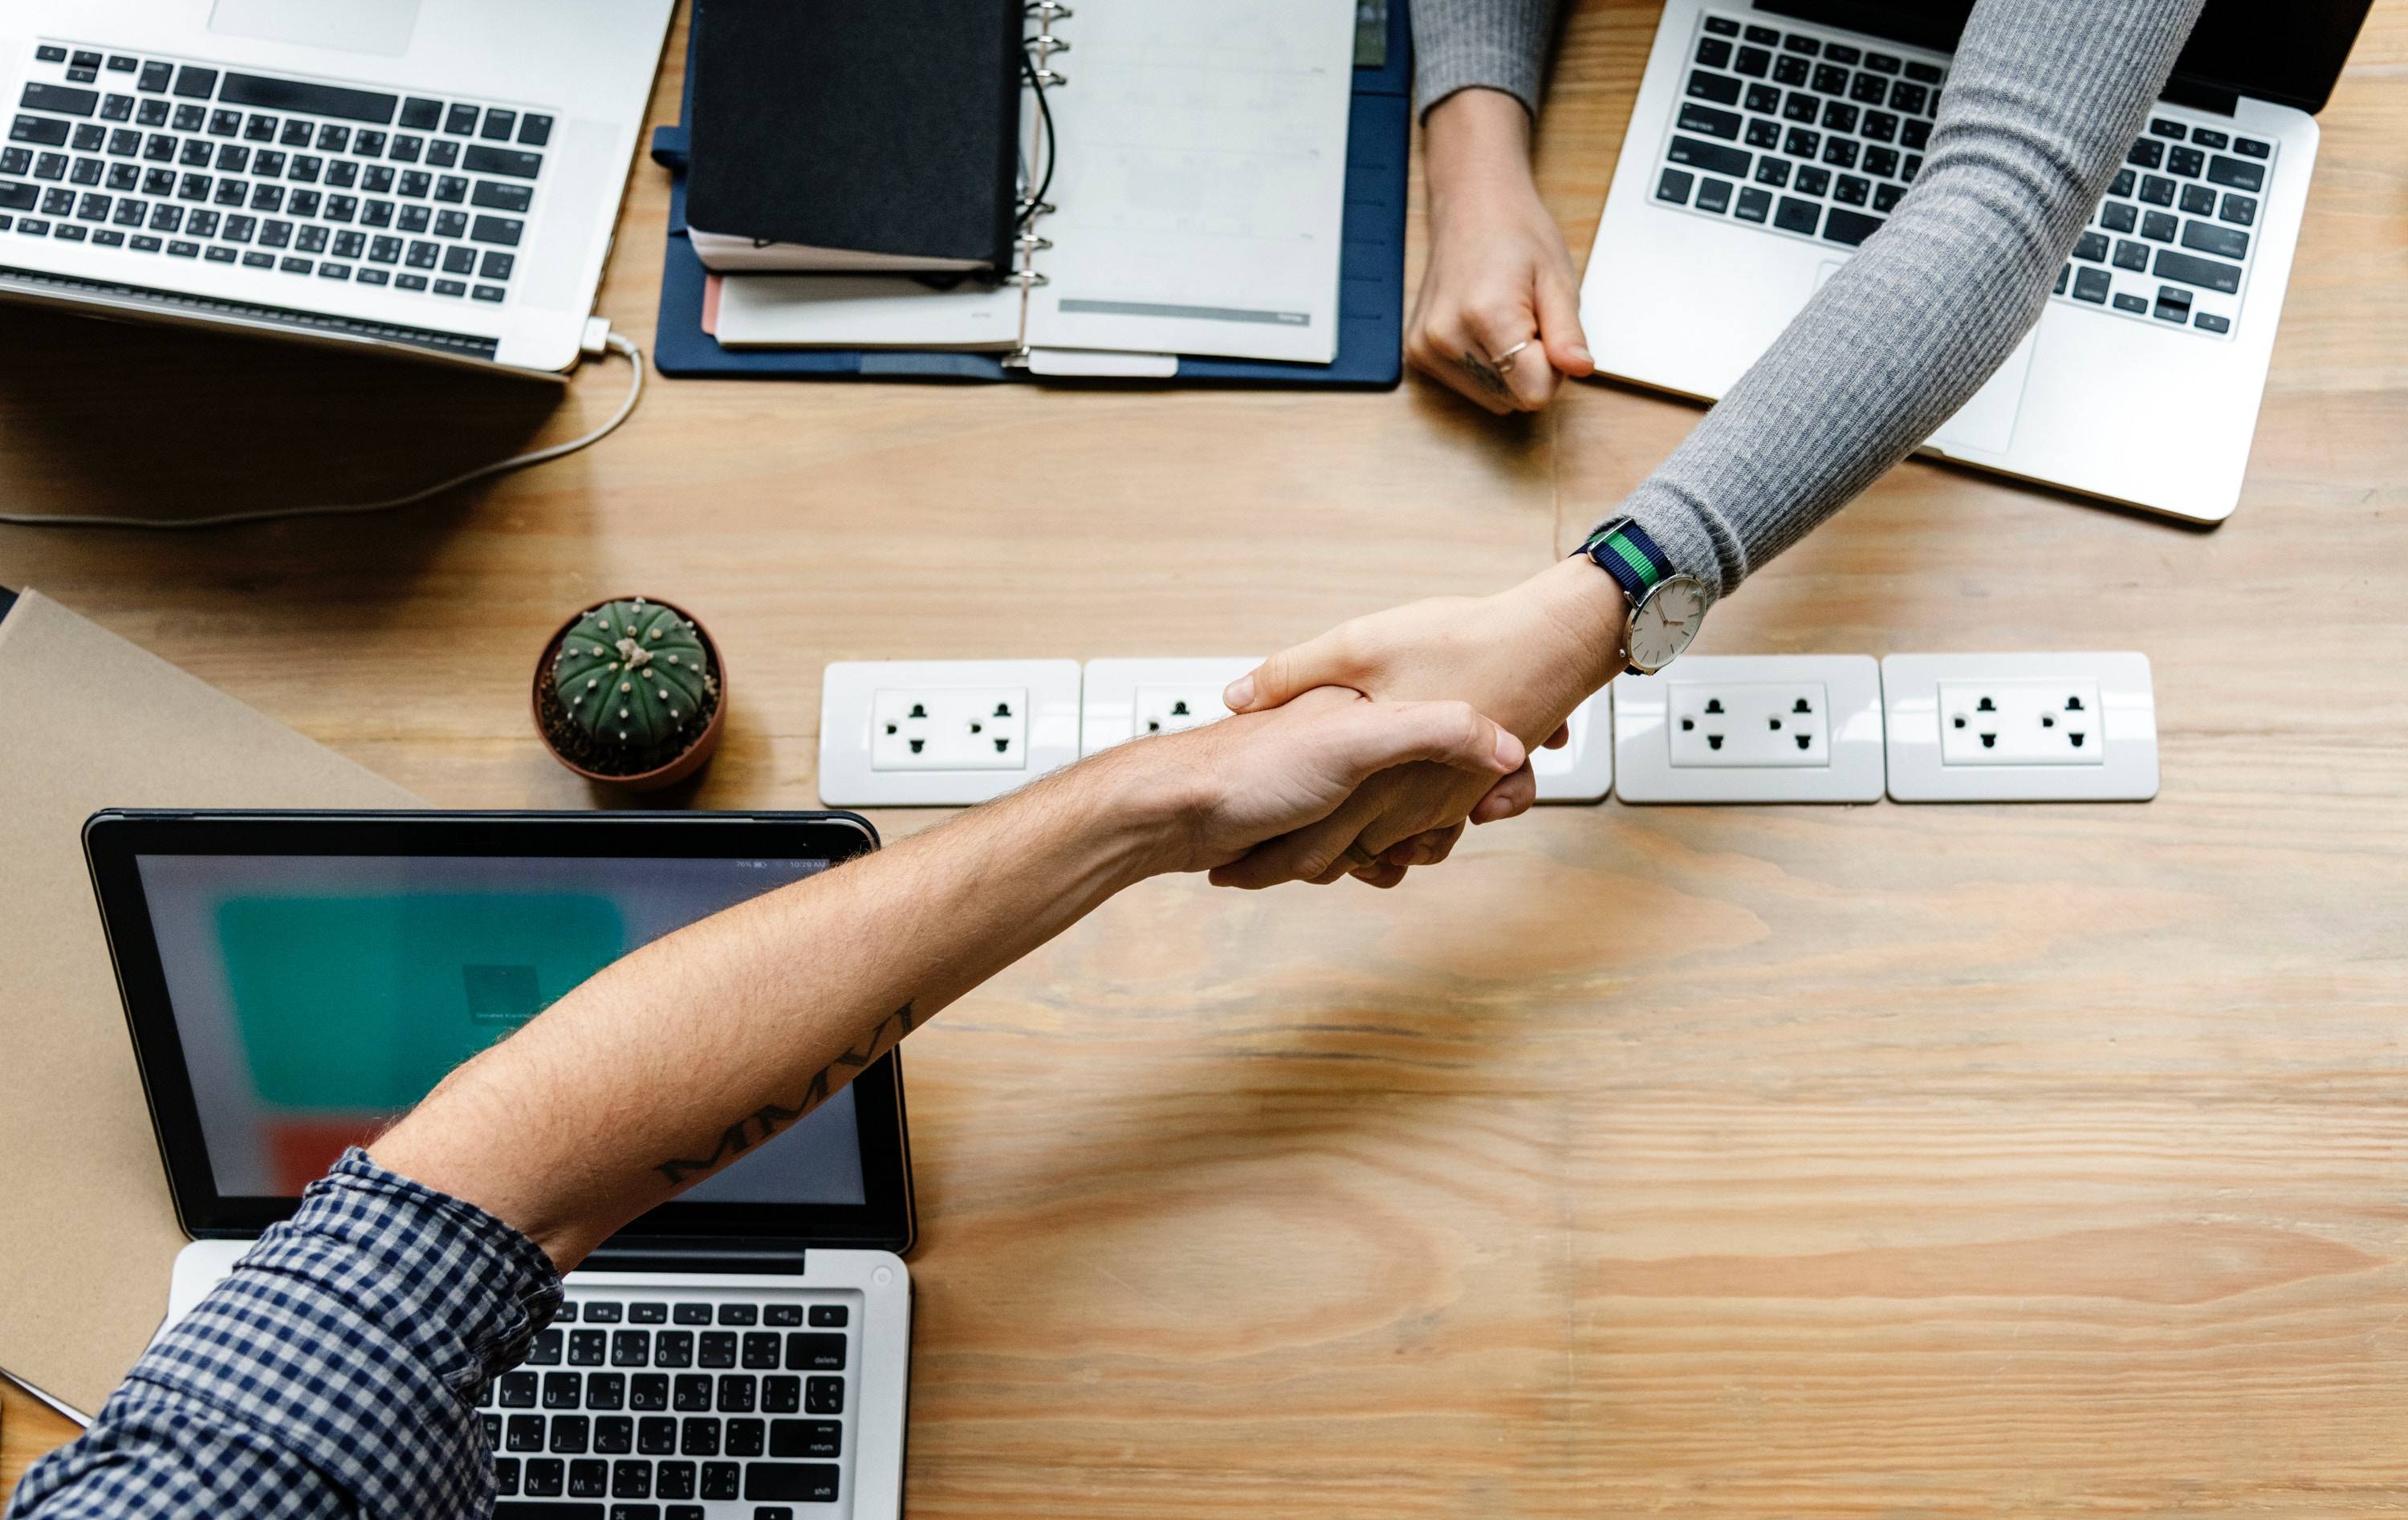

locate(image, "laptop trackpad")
[[209, 0, 421, 57], [1811, 258, 2034, 457]]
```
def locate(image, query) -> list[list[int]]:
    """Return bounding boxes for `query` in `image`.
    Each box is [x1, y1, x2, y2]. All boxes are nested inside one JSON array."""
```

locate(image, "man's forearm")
[[372, 752, 1173, 1268]]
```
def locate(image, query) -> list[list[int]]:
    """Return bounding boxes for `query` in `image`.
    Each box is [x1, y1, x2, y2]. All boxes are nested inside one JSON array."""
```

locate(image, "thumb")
[[1226, 629, 1354, 714], [1535, 266, 1592, 377], [1320, 698, 1524, 788]]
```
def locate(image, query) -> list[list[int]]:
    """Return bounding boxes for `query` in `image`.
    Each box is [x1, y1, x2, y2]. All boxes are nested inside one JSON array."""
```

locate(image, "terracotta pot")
[[531, 595, 726, 792]]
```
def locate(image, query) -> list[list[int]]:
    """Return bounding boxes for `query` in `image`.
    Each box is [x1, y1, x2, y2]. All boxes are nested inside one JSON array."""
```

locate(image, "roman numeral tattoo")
[[653, 1001, 916, 1186]]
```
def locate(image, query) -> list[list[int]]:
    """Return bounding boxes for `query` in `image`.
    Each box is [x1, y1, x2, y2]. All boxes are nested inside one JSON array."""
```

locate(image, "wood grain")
[[0, 1383, 82, 1500], [4, 2, 2406, 1513]]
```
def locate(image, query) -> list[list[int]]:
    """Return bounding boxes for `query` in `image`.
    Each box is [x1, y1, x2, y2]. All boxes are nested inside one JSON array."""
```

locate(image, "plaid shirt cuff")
[[14, 1148, 560, 1519]]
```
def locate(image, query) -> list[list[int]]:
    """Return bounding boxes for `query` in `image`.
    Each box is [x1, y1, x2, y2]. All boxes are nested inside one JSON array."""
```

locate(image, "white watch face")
[[1628, 576, 1705, 672]]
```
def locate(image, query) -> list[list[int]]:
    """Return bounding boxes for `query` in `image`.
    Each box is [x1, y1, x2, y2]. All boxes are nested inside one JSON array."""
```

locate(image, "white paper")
[[1023, 347, 1179, 376], [1023, 0, 1356, 364], [714, 274, 1024, 351]]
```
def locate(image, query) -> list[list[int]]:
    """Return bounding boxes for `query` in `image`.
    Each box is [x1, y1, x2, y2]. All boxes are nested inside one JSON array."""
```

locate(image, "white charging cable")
[[0, 329, 646, 530]]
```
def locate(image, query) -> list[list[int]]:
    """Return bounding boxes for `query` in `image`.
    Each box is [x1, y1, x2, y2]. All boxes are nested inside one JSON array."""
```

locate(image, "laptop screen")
[[1767, 1, 2372, 115], [131, 850, 865, 1207]]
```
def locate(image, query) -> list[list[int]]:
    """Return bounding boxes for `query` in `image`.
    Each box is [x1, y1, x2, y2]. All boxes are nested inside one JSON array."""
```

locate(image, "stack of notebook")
[[651, 0, 1411, 386]]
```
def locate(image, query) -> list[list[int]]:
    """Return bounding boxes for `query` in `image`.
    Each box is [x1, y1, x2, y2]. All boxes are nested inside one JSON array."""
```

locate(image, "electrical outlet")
[[1936, 679, 2101, 765], [820, 660, 1081, 806], [1531, 693, 1612, 803], [1884, 652, 2156, 802], [1613, 655, 1884, 803], [1080, 658, 1257, 755], [1668, 680, 1829, 767], [871, 687, 1027, 770]]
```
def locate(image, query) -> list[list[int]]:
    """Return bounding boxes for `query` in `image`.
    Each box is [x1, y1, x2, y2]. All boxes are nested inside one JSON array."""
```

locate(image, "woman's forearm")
[[1614, 0, 2205, 604], [1409, 0, 1557, 121]]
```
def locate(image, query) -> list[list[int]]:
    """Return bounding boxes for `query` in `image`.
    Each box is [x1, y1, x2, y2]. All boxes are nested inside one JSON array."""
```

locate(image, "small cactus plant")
[[552, 597, 713, 749]]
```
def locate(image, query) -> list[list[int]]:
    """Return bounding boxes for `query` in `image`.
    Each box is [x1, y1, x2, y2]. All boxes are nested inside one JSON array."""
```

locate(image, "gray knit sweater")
[[1410, 0, 2204, 605]]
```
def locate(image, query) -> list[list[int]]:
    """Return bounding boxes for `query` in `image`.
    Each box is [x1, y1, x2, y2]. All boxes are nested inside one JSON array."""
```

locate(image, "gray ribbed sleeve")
[[1409, 0, 1558, 118], [1614, 0, 2203, 605]]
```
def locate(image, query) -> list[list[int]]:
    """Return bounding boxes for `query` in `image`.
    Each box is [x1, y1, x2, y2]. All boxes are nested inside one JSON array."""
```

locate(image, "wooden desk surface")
[[5, 2, 2406, 1513]]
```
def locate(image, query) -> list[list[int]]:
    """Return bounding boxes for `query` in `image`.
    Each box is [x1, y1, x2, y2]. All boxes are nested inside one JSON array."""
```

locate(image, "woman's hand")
[[1209, 558, 1629, 888], [1409, 87, 1592, 414]]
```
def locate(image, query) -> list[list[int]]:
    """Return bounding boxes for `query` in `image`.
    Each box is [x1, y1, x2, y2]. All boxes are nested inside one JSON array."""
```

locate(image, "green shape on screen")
[[217, 893, 628, 1110]]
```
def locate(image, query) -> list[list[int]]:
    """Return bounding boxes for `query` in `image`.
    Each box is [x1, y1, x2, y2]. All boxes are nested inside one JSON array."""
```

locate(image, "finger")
[[1466, 302, 1557, 413], [1418, 307, 1521, 416], [1410, 820, 1469, 868], [1352, 860, 1410, 890], [1469, 762, 1538, 825], [1544, 723, 1571, 750], [1534, 265, 1594, 378], [1317, 699, 1523, 791], [1225, 628, 1361, 714]]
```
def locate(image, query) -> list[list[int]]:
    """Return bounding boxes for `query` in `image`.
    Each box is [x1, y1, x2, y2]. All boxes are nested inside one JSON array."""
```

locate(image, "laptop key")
[[1811, 63, 1848, 95], [1685, 70, 1741, 108], [2219, 193, 2255, 226], [1781, 90, 1816, 123], [701, 1463, 740, 1502], [1849, 71, 1886, 105], [1753, 158, 1788, 188], [655, 1461, 696, 1501], [2178, 184, 2215, 217], [1654, 166, 1693, 205], [1734, 46, 1770, 79], [518, 113, 554, 146], [101, 94, 133, 121], [2053, 263, 2068, 295], [22, 83, 100, 118], [1820, 100, 1857, 134], [1823, 140, 1859, 170], [742, 1332, 782, 1369], [2207, 154, 2264, 192], [611, 1330, 650, 1366], [1676, 102, 1740, 140], [1745, 118, 1779, 149], [2126, 138, 2162, 169], [2166, 144, 2204, 178], [570, 1330, 608, 1367], [726, 1418, 765, 1458], [280, 117, 313, 146], [1668, 135, 1747, 179], [681, 1416, 721, 1457], [401, 96, 442, 130], [1906, 59, 1944, 84], [673, 1374, 712, 1412], [2194, 311, 2230, 334], [762, 1376, 802, 1413], [2112, 291, 2147, 314], [568, 1459, 607, 1499], [482, 108, 518, 140], [2072, 266, 2109, 304], [1792, 165, 1830, 197], [10, 116, 71, 148], [2152, 284, 2191, 323], [2138, 174, 2174, 207], [1832, 173, 1869, 205], [769, 1419, 842, 1459], [611, 1457, 651, 1498], [593, 1417, 633, 1456], [33, 151, 66, 180], [444, 102, 481, 135], [281, 256, 311, 274], [717, 1374, 757, 1412], [2235, 136, 2270, 158], [1821, 207, 1882, 246], [2140, 210, 2176, 243], [1694, 176, 1732, 214], [743, 1465, 840, 1504], [544, 1372, 582, 1410], [764, 1305, 803, 1328], [803, 1376, 844, 1415], [2112, 238, 2148, 271], [2153, 247, 2241, 294], [629, 1374, 669, 1411], [507, 1414, 546, 1452], [1781, 126, 1817, 159], [521, 1457, 565, 1496], [1772, 55, 1808, 87]]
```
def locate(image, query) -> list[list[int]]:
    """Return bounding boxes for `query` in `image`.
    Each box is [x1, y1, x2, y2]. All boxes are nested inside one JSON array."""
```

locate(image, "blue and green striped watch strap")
[[1577, 518, 1676, 602]]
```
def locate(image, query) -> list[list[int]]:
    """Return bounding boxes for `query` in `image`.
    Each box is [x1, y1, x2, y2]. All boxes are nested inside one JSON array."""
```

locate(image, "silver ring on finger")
[[1488, 338, 1534, 371]]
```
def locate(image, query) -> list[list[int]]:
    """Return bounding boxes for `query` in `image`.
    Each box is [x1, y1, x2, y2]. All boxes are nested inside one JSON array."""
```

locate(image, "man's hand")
[[1409, 88, 1592, 415], [1210, 558, 1629, 888], [1112, 685, 1528, 887]]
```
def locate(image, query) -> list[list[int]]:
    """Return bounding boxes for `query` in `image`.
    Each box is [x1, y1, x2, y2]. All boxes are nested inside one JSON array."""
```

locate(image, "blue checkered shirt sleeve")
[[8, 1148, 561, 1519]]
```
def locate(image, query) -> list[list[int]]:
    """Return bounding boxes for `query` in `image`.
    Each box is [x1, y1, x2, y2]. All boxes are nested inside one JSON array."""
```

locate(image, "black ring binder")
[[1011, 2, 1070, 362]]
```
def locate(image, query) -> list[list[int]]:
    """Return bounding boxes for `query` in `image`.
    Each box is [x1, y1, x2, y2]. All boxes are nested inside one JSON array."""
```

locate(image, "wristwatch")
[[1576, 517, 1706, 675]]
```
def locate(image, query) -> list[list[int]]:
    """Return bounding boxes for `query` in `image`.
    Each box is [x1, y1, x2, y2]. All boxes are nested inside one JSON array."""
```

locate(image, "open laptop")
[[1580, 0, 2372, 524], [83, 809, 915, 1518], [0, 1, 673, 376]]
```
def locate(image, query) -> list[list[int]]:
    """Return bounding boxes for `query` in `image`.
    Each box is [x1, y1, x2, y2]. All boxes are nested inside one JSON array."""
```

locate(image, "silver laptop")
[[85, 809, 916, 1519], [0, 1, 673, 376], [1580, 0, 2371, 524]]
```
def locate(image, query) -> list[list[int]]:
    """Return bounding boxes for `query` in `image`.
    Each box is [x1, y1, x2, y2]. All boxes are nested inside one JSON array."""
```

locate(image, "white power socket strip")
[[1882, 652, 2158, 801], [1612, 654, 1885, 803], [1532, 693, 1613, 803], [819, 660, 1083, 806], [1080, 657, 1257, 756]]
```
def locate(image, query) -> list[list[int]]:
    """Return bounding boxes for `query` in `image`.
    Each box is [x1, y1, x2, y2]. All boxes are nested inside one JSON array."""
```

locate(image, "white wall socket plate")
[[1882, 652, 2158, 802], [1532, 693, 1613, 803], [1080, 657, 1259, 756], [819, 660, 1083, 807], [1612, 654, 1885, 803]]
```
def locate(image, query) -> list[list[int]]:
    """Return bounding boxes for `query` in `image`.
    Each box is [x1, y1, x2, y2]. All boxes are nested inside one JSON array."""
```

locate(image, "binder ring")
[[1004, 270, 1051, 288], [1024, 2, 1072, 18], [1018, 198, 1056, 217], [1031, 67, 1068, 87], [1015, 234, 1054, 252], [1027, 34, 1069, 53]]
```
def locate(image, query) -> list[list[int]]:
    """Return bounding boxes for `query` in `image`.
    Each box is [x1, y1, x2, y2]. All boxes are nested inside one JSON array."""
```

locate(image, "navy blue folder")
[[647, 5, 1409, 387]]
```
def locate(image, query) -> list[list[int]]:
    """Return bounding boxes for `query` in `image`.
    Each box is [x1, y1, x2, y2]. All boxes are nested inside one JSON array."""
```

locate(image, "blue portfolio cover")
[[647, 5, 1409, 387]]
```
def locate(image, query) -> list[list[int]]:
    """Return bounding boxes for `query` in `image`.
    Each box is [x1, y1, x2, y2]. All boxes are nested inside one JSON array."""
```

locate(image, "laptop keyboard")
[[482, 1293, 856, 1517], [1656, 11, 2268, 338], [4, 42, 550, 306]]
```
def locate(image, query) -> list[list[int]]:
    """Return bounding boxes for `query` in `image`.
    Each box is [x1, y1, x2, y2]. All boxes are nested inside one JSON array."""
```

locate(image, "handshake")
[[1118, 555, 1637, 890]]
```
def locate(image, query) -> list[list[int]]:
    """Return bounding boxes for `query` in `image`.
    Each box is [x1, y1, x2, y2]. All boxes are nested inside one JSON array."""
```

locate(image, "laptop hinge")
[[583, 1238, 807, 1275], [2161, 76, 2240, 117]]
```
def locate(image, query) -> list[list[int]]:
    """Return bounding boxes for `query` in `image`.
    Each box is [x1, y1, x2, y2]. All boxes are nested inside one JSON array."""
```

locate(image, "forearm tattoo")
[[653, 1002, 917, 1185]]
